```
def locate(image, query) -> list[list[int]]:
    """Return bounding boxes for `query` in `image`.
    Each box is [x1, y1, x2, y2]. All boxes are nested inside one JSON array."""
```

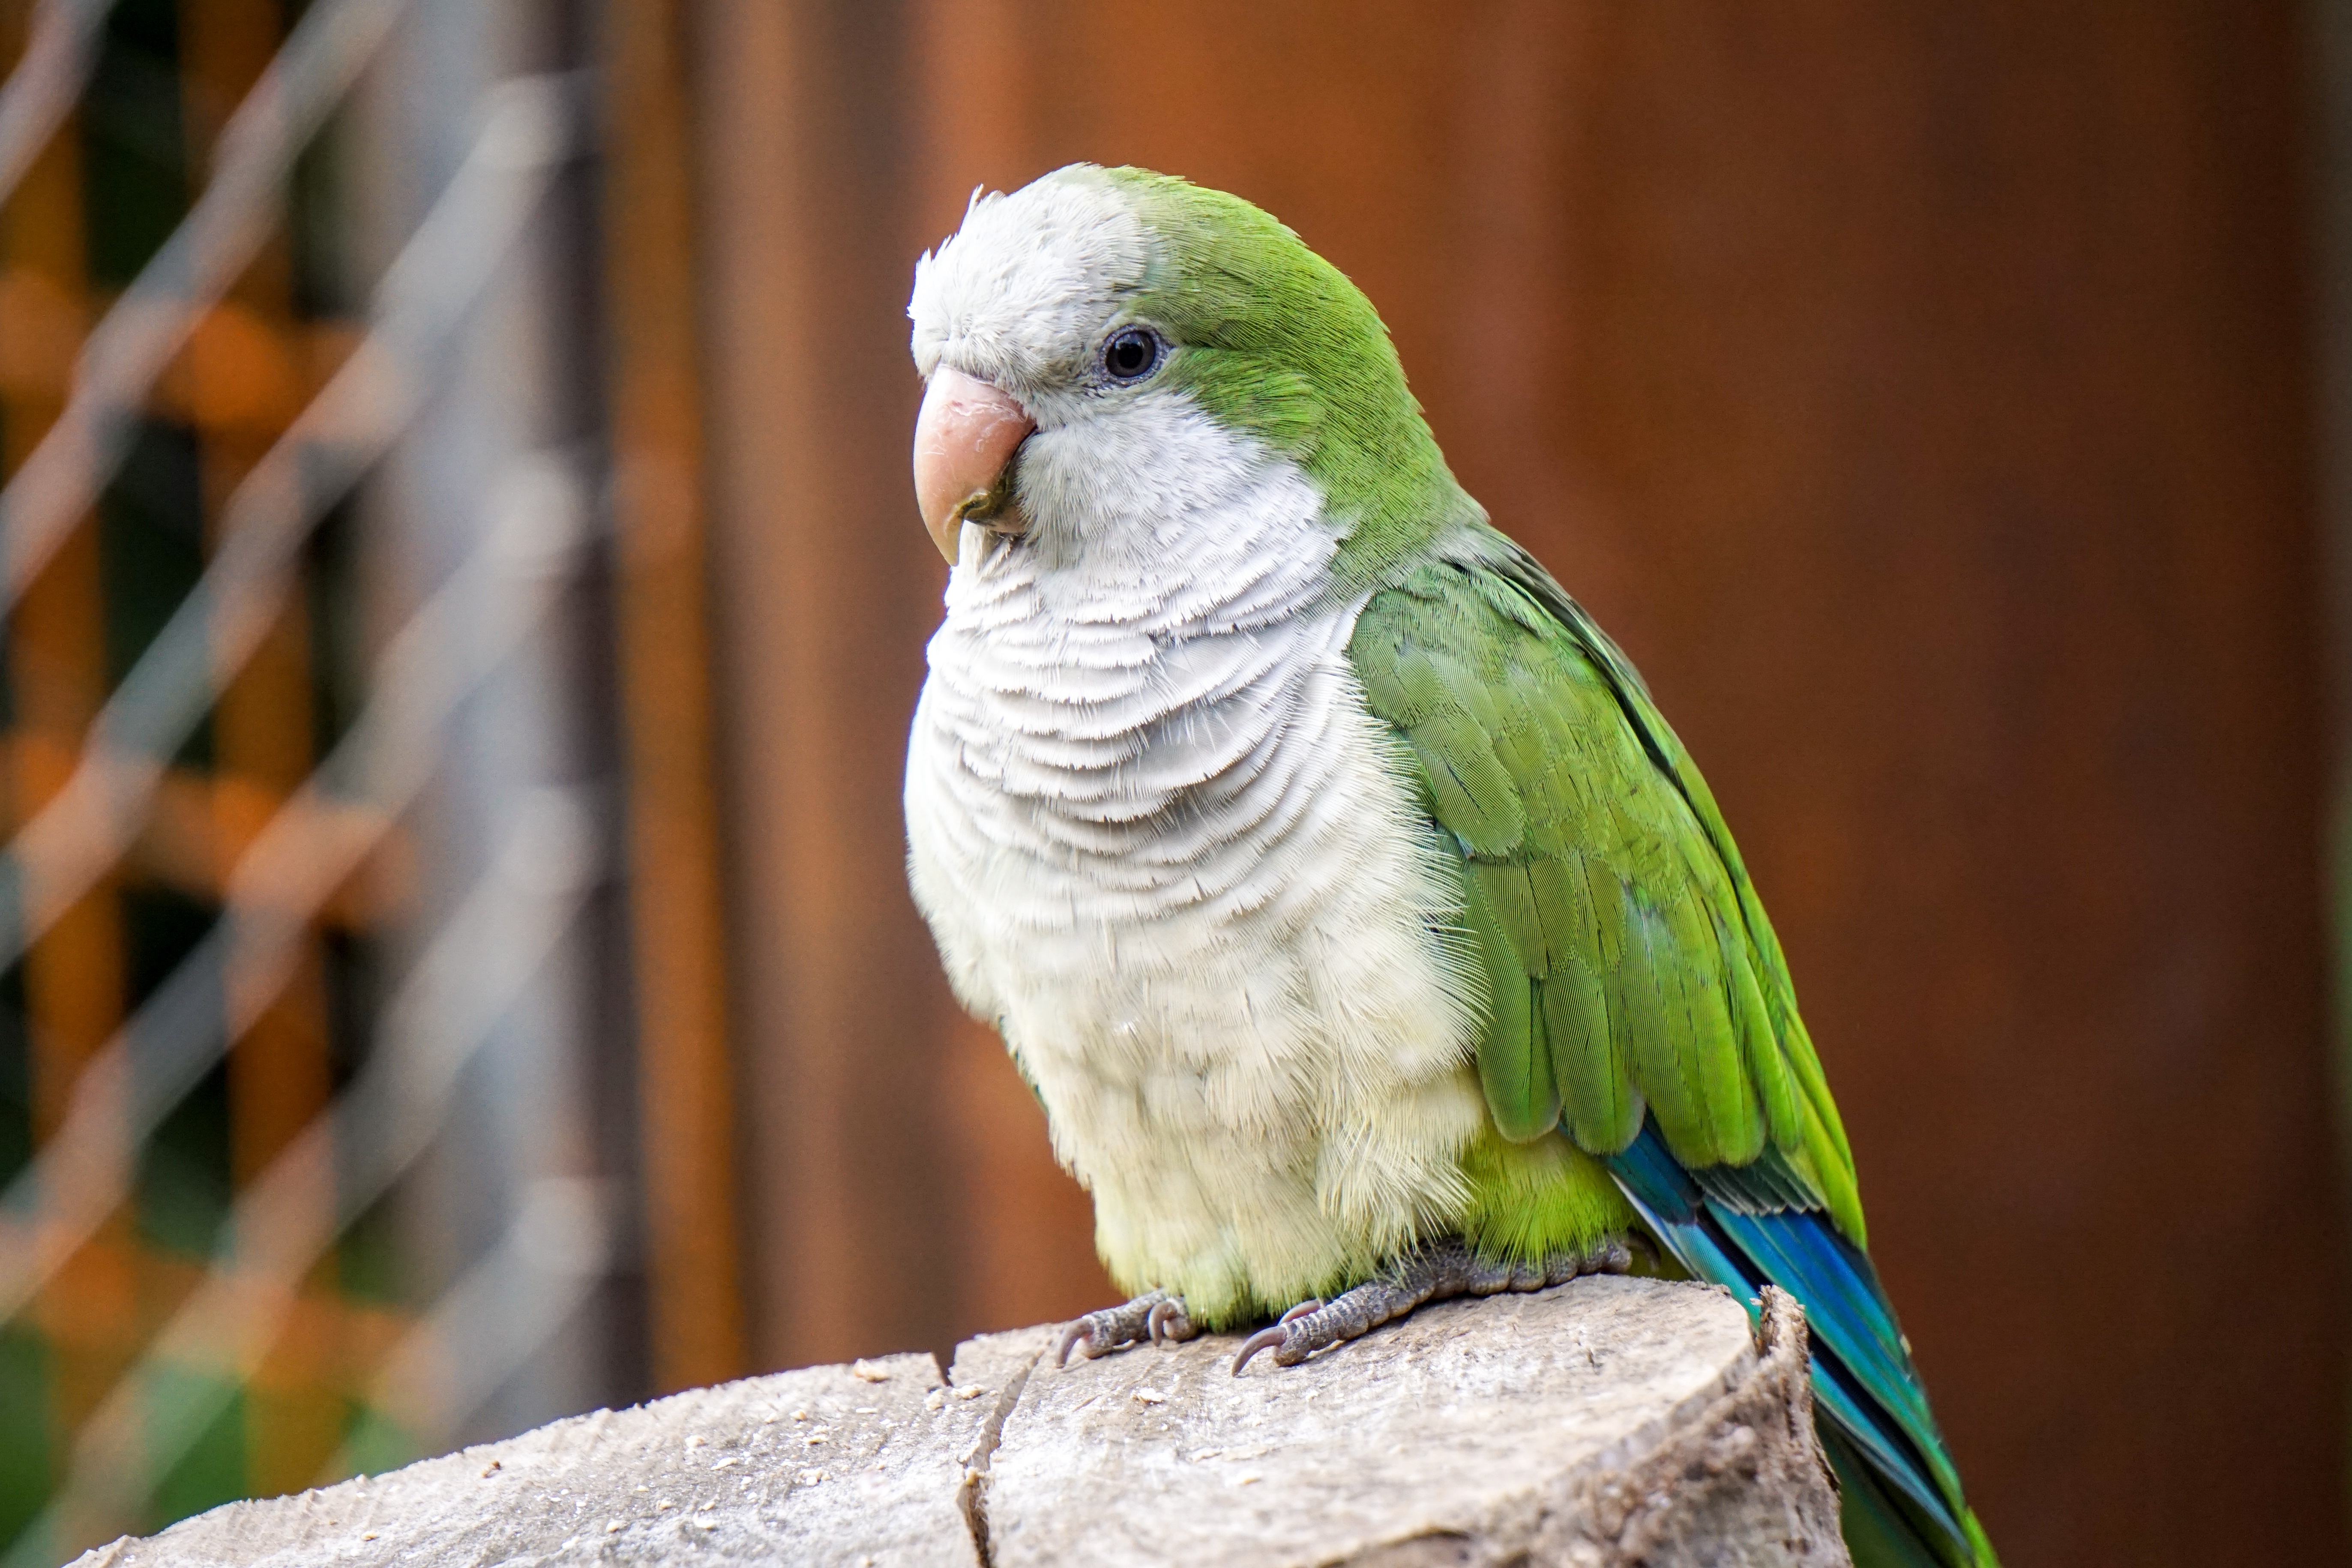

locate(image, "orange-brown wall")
[[689, 5, 2347, 1562]]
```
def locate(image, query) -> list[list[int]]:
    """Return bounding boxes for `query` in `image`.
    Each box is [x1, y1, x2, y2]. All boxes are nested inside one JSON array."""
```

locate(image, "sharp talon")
[[1147, 1299, 1180, 1344], [1278, 1298, 1322, 1325], [1231, 1325, 1290, 1376], [1055, 1321, 1090, 1368]]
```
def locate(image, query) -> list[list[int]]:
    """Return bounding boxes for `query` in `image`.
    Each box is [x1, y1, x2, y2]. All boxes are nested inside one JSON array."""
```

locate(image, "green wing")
[[1348, 536, 1864, 1243]]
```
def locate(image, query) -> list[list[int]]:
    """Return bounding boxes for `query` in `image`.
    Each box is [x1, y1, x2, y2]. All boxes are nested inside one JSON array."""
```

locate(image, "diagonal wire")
[[0, 0, 411, 608], [12, 787, 602, 1559], [0, 454, 590, 1328], [0, 0, 113, 209], [0, 71, 575, 980]]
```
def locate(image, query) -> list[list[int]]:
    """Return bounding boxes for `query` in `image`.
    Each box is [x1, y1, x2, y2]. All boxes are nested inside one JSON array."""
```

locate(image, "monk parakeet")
[[904, 165, 1997, 1568]]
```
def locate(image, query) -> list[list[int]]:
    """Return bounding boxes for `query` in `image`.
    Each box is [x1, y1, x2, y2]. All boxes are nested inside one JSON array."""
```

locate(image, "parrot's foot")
[[1055, 1287, 1196, 1366], [1231, 1235, 1632, 1375]]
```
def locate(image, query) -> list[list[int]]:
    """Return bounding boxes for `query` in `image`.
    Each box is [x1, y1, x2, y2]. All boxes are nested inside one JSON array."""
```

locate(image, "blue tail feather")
[[1608, 1122, 1985, 1568], [1711, 1205, 1962, 1498], [1608, 1139, 1958, 1531]]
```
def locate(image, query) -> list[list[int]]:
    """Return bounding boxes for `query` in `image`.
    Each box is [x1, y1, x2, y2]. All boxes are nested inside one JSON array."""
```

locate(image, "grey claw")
[[1059, 1292, 1186, 1364], [1231, 1325, 1290, 1376], [1278, 1298, 1322, 1325], [1146, 1298, 1189, 1344]]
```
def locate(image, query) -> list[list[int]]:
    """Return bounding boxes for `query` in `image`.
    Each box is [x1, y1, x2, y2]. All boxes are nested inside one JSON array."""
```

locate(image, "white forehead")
[[908, 168, 1148, 395]]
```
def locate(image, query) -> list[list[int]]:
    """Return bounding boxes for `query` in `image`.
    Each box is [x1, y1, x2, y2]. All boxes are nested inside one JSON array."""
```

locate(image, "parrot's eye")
[[1103, 327, 1162, 382]]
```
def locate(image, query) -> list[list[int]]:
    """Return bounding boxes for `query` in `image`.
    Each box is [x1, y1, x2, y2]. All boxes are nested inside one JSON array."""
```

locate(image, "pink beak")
[[912, 366, 1036, 564]]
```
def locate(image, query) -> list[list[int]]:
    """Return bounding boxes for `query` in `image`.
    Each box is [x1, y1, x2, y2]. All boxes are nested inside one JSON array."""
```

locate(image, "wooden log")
[[69, 1279, 1847, 1567]]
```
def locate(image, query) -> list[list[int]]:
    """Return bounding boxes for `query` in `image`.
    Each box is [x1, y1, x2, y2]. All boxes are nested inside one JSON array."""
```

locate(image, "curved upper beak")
[[913, 366, 1036, 564]]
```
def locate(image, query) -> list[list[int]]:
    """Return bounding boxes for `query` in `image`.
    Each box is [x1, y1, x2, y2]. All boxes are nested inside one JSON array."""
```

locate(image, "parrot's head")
[[907, 165, 1474, 573]]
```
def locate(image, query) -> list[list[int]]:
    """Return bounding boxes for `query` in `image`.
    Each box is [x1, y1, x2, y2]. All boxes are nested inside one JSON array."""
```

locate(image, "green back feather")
[[1348, 534, 1866, 1244]]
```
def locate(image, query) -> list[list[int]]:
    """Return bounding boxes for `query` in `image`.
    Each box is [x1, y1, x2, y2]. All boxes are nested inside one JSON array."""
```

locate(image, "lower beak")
[[913, 366, 1036, 564]]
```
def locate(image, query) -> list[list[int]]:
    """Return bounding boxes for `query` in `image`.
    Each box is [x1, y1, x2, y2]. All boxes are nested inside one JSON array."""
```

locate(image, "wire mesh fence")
[[0, 1, 729, 1558]]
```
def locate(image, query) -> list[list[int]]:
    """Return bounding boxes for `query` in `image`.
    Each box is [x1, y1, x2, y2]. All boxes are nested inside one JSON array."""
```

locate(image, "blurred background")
[[0, 1, 2344, 1563]]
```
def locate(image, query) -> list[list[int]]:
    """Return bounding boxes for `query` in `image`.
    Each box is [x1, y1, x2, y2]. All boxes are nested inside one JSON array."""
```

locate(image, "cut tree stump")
[[71, 1277, 1849, 1568]]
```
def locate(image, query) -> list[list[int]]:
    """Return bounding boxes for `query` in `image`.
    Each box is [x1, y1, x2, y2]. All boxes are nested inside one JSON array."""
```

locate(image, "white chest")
[[902, 423, 1486, 1319]]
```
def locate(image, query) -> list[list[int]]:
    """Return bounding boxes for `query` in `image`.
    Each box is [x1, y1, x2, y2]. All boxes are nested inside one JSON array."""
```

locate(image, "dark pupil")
[[1108, 330, 1155, 378]]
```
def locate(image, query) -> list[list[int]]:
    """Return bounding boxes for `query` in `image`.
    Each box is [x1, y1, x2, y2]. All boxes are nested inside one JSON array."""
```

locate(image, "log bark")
[[71, 1277, 1848, 1568]]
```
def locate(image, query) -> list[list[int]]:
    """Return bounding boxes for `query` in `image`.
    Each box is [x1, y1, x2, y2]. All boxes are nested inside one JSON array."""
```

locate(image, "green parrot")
[[904, 165, 1997, 1568]]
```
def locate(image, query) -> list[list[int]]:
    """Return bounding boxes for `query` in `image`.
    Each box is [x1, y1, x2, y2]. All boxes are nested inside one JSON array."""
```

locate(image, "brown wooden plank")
[[600, 0, 751, 1395]]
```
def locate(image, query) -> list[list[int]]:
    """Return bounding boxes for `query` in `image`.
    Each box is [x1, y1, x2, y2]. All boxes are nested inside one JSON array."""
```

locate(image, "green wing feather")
[[1347, 534, 1864, 1244]]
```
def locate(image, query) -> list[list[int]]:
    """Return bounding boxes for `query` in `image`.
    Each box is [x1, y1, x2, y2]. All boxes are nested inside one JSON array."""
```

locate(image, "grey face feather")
[[908, 167, 1151, 432]]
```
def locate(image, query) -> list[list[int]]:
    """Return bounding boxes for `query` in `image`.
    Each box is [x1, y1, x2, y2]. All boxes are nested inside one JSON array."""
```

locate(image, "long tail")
[[1609, 1123, 1999, 1568]]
